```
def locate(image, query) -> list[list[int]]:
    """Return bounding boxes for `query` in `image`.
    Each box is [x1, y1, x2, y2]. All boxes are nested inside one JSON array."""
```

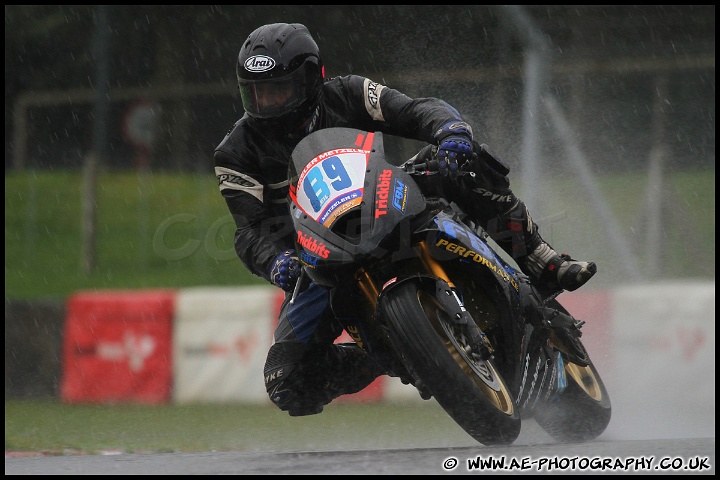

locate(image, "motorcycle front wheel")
[[380, 279, 521, 446]]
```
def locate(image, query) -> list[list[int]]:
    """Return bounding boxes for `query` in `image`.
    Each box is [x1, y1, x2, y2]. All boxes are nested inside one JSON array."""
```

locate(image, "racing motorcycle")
[[287, 127, 611, 446]]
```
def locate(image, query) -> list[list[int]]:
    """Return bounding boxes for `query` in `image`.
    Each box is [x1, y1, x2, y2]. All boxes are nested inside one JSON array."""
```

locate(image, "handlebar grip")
[[425, 159, 440, 172]]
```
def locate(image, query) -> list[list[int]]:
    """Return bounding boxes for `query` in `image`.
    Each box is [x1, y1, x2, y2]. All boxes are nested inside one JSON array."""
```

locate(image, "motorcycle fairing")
[[425, 211, 520, 297], [513, 323, 564, 415], [289, 128, 425, 266]]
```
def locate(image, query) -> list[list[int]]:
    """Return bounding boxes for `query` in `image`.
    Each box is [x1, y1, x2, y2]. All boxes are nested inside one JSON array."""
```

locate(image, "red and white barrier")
[[602, 281, 716, 440], [59, 281, 715, 439], [172, 286, 275, 404], [60, 290, 175, 404]]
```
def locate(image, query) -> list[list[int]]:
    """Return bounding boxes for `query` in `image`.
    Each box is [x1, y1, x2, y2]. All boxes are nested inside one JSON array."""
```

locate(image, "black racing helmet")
[[236, 23, 324, 131]]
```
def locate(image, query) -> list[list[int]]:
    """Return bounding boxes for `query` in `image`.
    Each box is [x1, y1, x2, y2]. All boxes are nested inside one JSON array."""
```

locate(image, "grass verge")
[[5, 399, 482, 454]]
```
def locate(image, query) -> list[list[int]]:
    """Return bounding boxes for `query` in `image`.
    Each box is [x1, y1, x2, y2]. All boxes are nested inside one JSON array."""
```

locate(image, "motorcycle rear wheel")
[[532, 357, 612, 442], [532, 301, 612, 442], [380, 279, 521, 446]]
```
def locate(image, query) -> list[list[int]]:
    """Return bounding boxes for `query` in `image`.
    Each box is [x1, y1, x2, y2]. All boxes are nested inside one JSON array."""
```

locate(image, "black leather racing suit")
[[214, 74, 535, 415]]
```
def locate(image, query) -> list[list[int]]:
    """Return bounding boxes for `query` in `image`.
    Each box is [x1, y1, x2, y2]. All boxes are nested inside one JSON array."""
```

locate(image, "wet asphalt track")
[[5, 437, 714, 475]]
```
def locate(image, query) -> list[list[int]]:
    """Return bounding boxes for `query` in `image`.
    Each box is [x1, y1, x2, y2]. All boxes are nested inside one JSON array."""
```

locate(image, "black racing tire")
[[532, 300, 612, 442], [532, 357, 612, 443], [380, 279, 521, 446]]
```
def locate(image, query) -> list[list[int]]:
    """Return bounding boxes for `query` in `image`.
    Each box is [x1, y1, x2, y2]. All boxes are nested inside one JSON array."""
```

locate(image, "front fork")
[[356, 241, 495, 359]]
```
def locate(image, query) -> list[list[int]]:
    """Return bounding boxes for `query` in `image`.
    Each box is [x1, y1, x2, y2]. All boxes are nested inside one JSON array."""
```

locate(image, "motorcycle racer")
[[214, 22, 596, 416]]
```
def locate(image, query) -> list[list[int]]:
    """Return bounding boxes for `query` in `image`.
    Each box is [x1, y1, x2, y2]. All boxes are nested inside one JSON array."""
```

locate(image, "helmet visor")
[[239, 68, 308, 119]]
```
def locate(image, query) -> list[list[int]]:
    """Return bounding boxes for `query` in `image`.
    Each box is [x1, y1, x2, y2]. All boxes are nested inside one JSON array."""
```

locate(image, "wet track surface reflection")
[[5, 438, 715, 475]]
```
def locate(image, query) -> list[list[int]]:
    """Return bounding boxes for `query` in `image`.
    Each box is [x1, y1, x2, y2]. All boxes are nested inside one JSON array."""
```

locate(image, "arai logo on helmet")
[[245, 55, 276, 72]]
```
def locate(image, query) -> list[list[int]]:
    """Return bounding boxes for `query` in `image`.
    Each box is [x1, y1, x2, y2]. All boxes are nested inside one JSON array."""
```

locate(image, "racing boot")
[[518, 241, 597, 296], [488, 199, 597, 296]]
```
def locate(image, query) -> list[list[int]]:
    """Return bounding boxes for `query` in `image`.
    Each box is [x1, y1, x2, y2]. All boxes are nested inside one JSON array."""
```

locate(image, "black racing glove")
[[433, 120, 475, 179], [269, 249, 301, 292]]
